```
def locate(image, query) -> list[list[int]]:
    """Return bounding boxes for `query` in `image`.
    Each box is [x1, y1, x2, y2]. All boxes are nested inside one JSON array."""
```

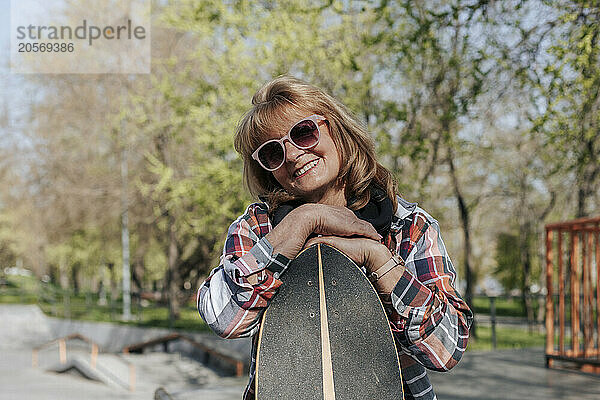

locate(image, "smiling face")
[[265, 109, 346, 206]]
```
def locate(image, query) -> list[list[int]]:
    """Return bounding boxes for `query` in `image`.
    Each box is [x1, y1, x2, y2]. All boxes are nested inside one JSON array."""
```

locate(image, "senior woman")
[[197, 76, 473, 400]]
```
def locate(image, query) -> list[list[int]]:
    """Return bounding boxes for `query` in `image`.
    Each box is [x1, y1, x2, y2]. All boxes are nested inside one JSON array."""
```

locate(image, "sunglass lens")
[[258, 141, 284, 170], [290, 120, 319, 147]]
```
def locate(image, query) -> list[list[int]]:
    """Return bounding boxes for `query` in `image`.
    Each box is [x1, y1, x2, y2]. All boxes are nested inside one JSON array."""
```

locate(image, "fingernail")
[[377, 234, 383, 240]]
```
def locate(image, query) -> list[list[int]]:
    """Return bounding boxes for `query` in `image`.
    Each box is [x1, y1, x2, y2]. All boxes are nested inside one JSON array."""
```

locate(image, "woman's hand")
[[307, 204, 381, 240], [303, 235, 392, 272], [265, 203, 381, 260]]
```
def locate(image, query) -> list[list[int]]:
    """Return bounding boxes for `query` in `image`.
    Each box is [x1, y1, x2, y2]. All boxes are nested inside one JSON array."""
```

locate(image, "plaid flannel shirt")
[[197, 197, 473, 400]]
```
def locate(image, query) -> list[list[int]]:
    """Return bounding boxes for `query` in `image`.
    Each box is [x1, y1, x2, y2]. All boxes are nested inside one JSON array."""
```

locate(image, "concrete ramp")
[[0, 304, 251, 398], [47, 354, 132, 390], [0, 304, 251, 361], [0, 304, 53, 349]]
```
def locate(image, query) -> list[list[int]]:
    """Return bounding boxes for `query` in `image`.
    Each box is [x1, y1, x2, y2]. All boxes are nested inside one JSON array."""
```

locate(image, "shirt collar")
[[390, 196, 418, 233]]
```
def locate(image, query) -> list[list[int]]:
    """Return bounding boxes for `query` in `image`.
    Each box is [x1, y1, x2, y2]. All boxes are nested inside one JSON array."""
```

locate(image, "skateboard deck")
[[256, 244, 403, 400]]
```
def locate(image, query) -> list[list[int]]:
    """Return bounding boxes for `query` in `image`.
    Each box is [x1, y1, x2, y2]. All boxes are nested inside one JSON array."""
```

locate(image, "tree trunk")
[[71, 262, 80, 295], [519, 220, 535, 329], [153, 130, 182, 327], [521, 247, 535, 330], [132, 258, 145, 294], [576, 186, 587, 218], [59, 258, 69, 290], [167, 215, 180, 328], [107, 262, 117, 319], [447, 152, 476, 338]]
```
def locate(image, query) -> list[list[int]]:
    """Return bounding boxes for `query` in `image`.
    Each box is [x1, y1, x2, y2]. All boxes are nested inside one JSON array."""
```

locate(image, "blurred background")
[[1, 0, 599, 382]]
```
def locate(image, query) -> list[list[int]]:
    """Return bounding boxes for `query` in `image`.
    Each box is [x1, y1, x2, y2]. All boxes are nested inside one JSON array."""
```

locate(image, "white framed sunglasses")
[[251, 114, 327, 171]]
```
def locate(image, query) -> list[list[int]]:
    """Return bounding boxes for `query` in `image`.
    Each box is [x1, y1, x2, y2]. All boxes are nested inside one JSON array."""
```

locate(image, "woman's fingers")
[[304, 235, 392, 271], [304, 235, 339, 250], [268, 203, 382, 260], [304, 236, 368, 266], [310, 204, 382, 240]]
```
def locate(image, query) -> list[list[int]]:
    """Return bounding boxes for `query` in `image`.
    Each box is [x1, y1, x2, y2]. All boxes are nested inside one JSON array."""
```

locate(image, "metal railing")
[[545, 216, 600, 374], [122, 333, 246, 377], [32, 333, 136, 391]]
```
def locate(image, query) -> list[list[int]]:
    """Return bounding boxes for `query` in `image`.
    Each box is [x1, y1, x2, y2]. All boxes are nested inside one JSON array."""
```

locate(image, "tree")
[[372, 0, 497, 336], [534, 1, 600, 217], [494, 0, 600, 218], [128, 0, 379, 322]]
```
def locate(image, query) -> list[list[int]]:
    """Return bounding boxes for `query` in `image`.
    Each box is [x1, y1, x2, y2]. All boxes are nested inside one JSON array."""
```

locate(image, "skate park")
[[2, 302, 600, 400], [3, 0, 600, 399]]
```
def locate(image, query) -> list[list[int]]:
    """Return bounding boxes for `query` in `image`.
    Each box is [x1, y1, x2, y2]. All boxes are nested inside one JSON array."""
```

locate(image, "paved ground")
[[0, 347, 248, 400], [0, 304, 245, 400], [429, 348, 600, 400], [4, 347, 599, 399], [1, 348, 150, 400], [2, 305, 599, 399], [177, 348, 600, 400]]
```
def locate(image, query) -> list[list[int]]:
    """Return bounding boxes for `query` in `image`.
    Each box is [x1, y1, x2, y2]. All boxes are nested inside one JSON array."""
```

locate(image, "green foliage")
[[3, 0, 599, 326], [508, 1, 600, 217], [494, 232, 522, 292], [0, 275, 41, 304], [132, 0, 384, 286], [45, 227, 121, 283], [537, 5, 600, 152], [0, 211, 18, 268], [494, 231, 541, 294]]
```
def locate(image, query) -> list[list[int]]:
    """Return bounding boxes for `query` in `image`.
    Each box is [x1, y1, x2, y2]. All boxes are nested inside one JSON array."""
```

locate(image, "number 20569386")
[[18, 42, 74, 52]]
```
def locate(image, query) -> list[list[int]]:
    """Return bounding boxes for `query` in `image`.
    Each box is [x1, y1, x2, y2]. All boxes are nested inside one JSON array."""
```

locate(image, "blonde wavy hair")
[[234, 75, 398, 213]]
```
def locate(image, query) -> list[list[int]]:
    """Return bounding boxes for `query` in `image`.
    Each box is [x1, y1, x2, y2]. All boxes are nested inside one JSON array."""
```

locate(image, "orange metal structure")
[[545, 216, 600, 374]]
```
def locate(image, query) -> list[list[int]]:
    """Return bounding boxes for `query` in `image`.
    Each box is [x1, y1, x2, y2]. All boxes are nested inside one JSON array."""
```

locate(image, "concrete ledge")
[[0, 304, 251, 365]]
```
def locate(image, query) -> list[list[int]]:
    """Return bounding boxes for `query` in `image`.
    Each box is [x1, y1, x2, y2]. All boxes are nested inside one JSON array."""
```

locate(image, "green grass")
[[34, 296, 211, 332], [472, 296, 542, 318], [1, 274, 209, 332], [468, 296, 546, 351], [2, 275, 547, 350], [0, 275, 41, 304], [131, 306, 210, 331], [467, 325, 545, 351], [0, 292, 39, 304]]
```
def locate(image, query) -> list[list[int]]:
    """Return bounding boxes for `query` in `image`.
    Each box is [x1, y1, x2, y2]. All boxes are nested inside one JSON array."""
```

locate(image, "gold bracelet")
[[368, 254, 403, 283]]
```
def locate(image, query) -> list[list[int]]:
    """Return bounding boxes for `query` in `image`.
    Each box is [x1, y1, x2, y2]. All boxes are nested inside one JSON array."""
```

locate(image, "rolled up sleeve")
[[197, 204, 291, 339], [387, 213, 473, 371]]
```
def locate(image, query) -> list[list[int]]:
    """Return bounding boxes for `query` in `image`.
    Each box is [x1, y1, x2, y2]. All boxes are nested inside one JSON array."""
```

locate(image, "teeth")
[[294, 159, 318, 177]]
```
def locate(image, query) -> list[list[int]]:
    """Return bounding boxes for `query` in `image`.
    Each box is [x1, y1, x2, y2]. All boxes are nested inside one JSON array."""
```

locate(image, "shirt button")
[[273, 272, 280, 279]]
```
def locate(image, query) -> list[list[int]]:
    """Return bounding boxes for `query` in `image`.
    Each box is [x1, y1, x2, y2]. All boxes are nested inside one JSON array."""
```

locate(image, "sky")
[[0, 0, 557, 152], [1, 0, 12, 73], [1, 0, 40, 154], [0, 0, 148, 145]]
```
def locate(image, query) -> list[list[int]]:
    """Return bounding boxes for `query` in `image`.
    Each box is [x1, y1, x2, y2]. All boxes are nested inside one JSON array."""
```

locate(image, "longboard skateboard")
[[256, 244, 403, 399]]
